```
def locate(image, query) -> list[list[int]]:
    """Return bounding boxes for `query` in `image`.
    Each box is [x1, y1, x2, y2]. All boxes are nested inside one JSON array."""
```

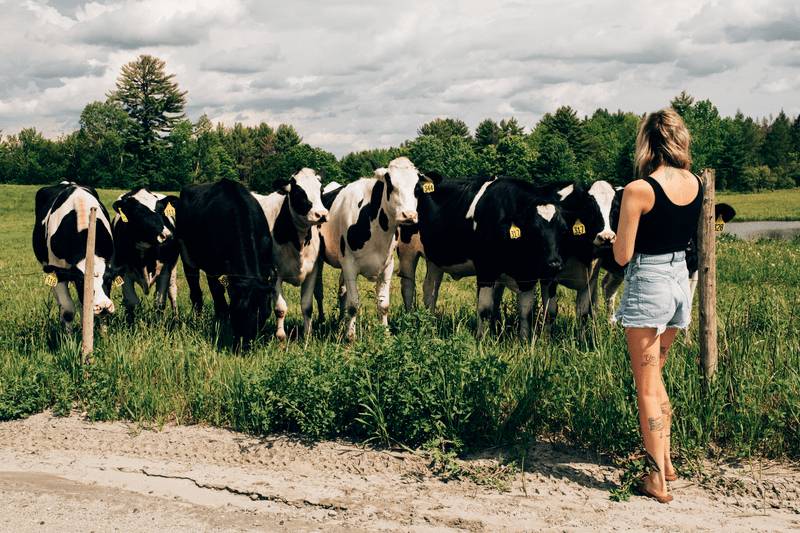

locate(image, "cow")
[[33, 182, 121, 334], [317, 157, 434, 340], [253, 168, 328, 342], [110, 187, 180, 316], [397, 175, 569, 341], [177, 178, 276, 350], [539, 180, 619, 337]]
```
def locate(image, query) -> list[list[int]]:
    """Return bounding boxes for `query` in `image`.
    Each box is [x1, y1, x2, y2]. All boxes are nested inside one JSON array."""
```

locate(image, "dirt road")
[[1, 411, 798, 532]]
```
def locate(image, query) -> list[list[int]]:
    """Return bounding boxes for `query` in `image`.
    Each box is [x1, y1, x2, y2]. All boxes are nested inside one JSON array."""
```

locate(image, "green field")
[[2, 184, 798, 486], [717, 188, 800, 221]]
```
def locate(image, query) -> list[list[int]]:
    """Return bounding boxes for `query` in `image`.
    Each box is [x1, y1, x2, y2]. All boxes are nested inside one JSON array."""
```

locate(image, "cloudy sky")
[[2, 0, 799, 157]]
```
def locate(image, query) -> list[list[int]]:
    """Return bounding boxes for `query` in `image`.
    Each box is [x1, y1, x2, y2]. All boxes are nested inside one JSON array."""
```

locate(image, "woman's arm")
[[613, 179, 655, 266]]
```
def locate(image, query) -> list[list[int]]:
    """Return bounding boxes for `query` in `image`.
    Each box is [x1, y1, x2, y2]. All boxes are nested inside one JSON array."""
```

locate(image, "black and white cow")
[[397, 176, 569, 341], [111, 187, 180, 315], [539, 180, 619, 336], [177, 178, 276, 350], [33, 182, 121, 333], [253, 168, 328, 341], [318, 157, 433, 340]]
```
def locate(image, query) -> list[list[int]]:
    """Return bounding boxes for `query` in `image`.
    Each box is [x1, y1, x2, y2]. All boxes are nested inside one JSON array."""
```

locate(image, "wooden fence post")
[[81, 207, 97, 364], [697, 169, 718, 378]]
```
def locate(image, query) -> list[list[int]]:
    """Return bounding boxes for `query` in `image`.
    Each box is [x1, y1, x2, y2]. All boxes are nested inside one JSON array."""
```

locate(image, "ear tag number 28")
[[715, 221, 725, 232], [573, 219, 586, 236]]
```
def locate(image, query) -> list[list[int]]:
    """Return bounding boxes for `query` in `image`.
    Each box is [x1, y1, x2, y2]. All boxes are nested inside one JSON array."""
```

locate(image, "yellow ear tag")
[[715, 221, 725, 232], [118, 209, 128, 223], [572, 219, 586, 236], [422, 182, 435, 193], [509, 222, 521, 239], [45, 273, 58, 287], [114, 276, 124, 287], [164, 202, 176, 218], [219, 275, 229, 288]]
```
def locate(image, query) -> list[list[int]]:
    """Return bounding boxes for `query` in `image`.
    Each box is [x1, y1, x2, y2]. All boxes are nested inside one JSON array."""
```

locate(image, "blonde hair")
[[634, 108, 692, 180]]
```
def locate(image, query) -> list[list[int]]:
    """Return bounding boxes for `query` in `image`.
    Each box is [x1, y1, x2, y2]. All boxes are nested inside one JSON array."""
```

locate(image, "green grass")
[[717, 188, 800, 221], [1, 184, 798, 476]]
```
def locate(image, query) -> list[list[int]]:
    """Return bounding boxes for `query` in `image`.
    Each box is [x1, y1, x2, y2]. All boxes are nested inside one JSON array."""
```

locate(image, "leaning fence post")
[[697, 168, 717, 378], [82, 207, 97, 364]]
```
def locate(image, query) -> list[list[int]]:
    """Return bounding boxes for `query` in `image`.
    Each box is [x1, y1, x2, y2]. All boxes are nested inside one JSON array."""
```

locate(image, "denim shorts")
[[611, 251, 693, 335]]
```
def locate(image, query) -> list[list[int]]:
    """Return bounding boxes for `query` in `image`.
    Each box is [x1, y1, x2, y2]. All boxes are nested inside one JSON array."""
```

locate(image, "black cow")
[[111, 187, 180, 315], [397, 176, 569, 341], [33, 182, 121, 333], [539, 180, 619, 336], [177, 179, 276, 350]]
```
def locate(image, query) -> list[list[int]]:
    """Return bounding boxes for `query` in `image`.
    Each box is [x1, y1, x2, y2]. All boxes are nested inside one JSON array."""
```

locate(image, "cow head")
[[44, 260, 124, 316], [557, 180, 617, 248], [228, 269, 275, 351], [113, 188, 178, 247], [376, 157, 428, 226], [528, 202, 568, 279], [274, 168, 328, 227]]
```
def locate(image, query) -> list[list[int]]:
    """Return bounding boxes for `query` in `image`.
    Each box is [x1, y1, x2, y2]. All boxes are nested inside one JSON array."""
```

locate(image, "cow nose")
[[400, 211, 418, 224], [314, 209, 328, 223], [595, 232, 616, 247], [548, 259, 563, 272]]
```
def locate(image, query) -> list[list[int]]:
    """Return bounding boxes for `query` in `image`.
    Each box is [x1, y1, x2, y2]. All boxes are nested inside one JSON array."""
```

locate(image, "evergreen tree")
[[499, 117, 525, 137], [417, 118, 471, 143], [762, 110, 792, 170], [670, 90, 694, 117], [474, 119, 502, 151], [275, 124, 302, 153], [107, 55, 187, 149]]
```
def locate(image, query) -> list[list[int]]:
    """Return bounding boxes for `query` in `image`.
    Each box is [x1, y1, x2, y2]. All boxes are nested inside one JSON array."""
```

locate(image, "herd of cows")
[[32, 157, 735, 350]]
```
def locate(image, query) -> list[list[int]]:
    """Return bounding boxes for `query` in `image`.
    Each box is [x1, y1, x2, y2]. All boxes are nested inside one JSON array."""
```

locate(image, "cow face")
[[228, 275, 275, 350], [113, 188, 178, 248], [531, 203, 567, 279], [558, 181, 617, 248], [45, 260, 123, 316], [276, 168, 328, 227], [378, 157, 423, 225]]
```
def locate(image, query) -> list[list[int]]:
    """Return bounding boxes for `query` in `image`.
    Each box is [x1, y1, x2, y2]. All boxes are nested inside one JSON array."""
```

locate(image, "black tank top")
[[634, 175, 703, 255]]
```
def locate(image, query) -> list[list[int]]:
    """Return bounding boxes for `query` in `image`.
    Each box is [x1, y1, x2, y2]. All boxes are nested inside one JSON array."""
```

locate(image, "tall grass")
[[0, 184, 798, 466]]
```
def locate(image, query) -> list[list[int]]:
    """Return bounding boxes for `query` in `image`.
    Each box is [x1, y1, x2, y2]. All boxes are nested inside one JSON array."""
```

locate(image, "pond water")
[[723, 221, 800, 241]]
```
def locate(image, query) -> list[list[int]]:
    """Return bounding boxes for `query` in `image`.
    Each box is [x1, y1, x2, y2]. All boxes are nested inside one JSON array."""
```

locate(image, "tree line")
[[2, 55, 799, 194]]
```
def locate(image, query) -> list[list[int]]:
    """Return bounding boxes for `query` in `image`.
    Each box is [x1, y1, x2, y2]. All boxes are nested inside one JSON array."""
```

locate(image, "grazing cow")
[[111, 187, 180, 315], [398, 176, 569, 341], [539, 180, 619, 336], [33, 182, 121, 334], [253, 168, 328, 341], [177, 178, 276, 350], [318, 157, 433, 339]]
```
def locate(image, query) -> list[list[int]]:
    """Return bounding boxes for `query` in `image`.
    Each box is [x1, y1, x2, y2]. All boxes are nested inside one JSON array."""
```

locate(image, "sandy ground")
[[1, 410, 799, 532]]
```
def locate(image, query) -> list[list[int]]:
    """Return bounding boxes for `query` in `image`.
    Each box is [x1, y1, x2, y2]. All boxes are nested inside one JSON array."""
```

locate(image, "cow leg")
[[517, 288, 537, 342], [274, 279, 289, 342], [376, 256, 394, 329], [52, 281, 76, 335], [314, 259, 325, 324], [120, 274, 141, 312], [541, 280, 559, 337], [421, 261, 444, 313], [207, 275, 229, 317], [602, 271, 624, 315], [398, 248, 419, 313], [491, 282, 505, 332], [476, 283, 494, 340], [167, 264, 178, 314], [575, 286, 594, 342], [300, 268, 319, 338], [340, 267, 360, 340], [184, 263, 204, 314]]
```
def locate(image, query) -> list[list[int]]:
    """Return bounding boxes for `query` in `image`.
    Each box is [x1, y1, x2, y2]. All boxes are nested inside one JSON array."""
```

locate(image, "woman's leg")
[[626, 327, 670, 496], [658, 327, 679, 478]]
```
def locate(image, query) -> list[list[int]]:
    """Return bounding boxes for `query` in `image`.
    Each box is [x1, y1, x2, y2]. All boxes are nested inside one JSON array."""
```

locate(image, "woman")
[[612, 108, 703, 503]]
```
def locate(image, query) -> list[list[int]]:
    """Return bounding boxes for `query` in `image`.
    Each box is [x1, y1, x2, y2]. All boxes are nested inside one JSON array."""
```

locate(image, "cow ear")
[[161, 195, 180, 218], [273, 179, 291, 194], [370, 159, 380, 171], [423, 172, 443, 185], [317, 169, 327, 182]]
